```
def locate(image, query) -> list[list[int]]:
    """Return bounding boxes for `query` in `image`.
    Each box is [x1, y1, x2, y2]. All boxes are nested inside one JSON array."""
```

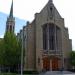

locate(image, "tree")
[[0, 39, 5, 65], [0, 32, 21, 72], [70, 51, 75, 69]]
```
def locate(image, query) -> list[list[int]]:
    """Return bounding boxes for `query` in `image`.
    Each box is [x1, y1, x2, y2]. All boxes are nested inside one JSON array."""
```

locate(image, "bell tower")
[[6, 0, 15, 33]]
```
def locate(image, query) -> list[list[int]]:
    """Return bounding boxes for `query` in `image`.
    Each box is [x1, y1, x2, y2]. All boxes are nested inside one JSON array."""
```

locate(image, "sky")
[[0, 0, 75, 50], [0, 12, 26, 38]]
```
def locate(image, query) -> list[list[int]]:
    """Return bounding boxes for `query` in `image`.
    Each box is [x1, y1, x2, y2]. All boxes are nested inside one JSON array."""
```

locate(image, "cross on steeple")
[[9, 0, 13, 18]]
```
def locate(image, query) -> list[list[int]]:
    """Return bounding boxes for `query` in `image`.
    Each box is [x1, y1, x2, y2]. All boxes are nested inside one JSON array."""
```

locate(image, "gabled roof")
[[39, 0, 62, 20]]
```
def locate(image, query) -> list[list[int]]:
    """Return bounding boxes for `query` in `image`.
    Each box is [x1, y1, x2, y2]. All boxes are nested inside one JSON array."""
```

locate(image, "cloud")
[[0, 0, 75, 49], [0, 0, 48, 21], [0, 35, 4, 38], [0, 12, 26, 38]]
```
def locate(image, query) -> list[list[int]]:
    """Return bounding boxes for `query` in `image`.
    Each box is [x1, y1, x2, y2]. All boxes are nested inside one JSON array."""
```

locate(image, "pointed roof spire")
[[49, 0, 53, 3], [9, 0, 13, 18]]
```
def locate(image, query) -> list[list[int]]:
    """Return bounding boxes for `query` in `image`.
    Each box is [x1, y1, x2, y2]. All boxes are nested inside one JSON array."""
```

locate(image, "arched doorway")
[[43, 56, 59, 71]]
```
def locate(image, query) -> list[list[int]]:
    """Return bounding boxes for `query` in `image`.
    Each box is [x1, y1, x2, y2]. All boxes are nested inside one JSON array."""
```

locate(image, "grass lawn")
[[0, 73, 16, 75], [0, 73, 36, 75]]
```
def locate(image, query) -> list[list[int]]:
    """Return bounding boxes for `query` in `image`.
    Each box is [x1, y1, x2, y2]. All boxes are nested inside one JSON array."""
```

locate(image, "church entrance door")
[[43, 57, 59, 71], [52, 57, 59, 71], [43, 57, 50, 71]]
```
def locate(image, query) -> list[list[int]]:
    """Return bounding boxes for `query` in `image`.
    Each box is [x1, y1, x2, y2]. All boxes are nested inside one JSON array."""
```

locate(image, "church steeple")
[[9, 0, 13, 18], [6, 0, 15, 33]]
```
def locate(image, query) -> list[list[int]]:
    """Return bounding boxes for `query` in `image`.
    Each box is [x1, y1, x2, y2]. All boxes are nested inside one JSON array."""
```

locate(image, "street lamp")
[[21, 31, 23, 75], [20, 27, 26, 75]]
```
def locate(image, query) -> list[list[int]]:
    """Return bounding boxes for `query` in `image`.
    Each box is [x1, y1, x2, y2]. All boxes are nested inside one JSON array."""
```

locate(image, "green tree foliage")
[[0, 32, 21, 71], [0, 39, 5, 65], [70, 51, 75, 66]]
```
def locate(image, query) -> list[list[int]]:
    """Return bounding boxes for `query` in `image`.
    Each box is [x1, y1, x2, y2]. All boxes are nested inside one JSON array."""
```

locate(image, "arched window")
[[10, 25, 12, 32], [43, 24, 47, 50], [50, 7, 53, 19]]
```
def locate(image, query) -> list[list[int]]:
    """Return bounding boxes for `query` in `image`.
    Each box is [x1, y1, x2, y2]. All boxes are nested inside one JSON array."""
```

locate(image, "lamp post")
[[21, 30, 24, 75]]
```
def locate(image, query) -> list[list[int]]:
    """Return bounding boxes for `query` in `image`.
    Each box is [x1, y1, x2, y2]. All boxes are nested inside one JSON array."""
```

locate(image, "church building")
[[17, 0, 72, 71]]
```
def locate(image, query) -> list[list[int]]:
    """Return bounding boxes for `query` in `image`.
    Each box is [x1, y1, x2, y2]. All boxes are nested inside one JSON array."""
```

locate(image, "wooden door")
[[43, 57, 50, 71], [52, 58, 58, 71]]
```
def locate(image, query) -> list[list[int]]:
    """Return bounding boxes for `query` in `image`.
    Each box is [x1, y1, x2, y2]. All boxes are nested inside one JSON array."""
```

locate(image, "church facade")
[[17, 0, 72, 71]]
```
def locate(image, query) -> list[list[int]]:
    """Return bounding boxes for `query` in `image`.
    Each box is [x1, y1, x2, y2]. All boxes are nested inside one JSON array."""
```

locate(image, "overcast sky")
[[0, 0, 75, 50]]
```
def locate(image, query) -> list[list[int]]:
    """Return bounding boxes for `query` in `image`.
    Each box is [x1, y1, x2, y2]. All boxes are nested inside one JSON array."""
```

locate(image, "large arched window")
[[43, 23, 62, 51], [43, 24, 47, 50]]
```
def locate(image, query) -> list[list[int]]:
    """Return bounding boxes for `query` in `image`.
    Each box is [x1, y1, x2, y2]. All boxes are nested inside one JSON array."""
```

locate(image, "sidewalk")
[[39, 71, 75, 75]]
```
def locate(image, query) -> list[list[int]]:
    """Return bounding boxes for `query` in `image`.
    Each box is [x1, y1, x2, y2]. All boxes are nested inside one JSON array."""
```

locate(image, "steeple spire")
[[6, 0, 15, 33], [9, 0, 13, 18], [49, 0, 53, 3]]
